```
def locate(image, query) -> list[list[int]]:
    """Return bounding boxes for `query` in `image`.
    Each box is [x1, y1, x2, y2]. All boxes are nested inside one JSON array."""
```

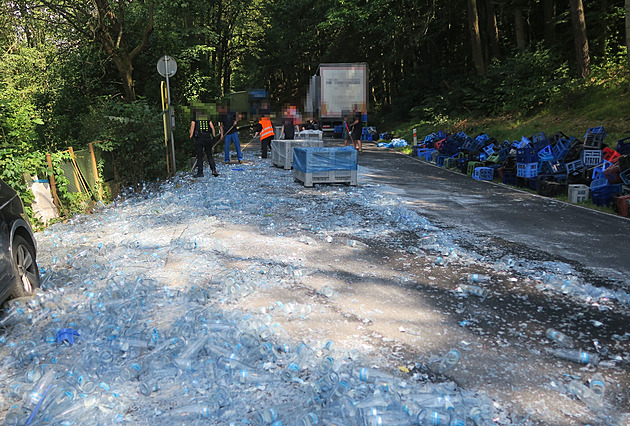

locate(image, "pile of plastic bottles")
[[0, 157, 627, 424], [0, 270, 501, 425]]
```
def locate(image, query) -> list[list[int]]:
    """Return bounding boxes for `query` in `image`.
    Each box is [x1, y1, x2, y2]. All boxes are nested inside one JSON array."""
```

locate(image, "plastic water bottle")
[[467, 274, 490, 283], [589, 373, 606, 398], [567, 380, 603, 411], [548, 348, 599, 365], [159, 402, 219, 420], [545, 328, 574, 348], [438, 349, 460, 373], [355, 367, 394, 383], [235, 369, 276, 384], [417, 408, 451, 426], [457, 284, 488, 298]]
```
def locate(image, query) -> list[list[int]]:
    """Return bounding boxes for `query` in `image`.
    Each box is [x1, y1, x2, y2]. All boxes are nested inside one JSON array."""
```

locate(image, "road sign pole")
[[164, 58, 177, 172]]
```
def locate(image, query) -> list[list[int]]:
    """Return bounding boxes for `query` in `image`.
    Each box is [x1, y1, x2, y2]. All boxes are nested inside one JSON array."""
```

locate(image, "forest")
[[1, 0, 629, 218]]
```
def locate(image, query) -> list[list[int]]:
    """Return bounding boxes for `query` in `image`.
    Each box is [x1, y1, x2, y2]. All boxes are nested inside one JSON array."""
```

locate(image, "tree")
[[626, 0, 630, 72], [38, 0, 154, 102], [468, 0, 486, 75], [568, 0, 590, 78]]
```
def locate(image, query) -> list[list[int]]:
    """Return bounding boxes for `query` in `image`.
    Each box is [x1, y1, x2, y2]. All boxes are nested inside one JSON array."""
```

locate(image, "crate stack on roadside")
[[414, 126, 630, 216]]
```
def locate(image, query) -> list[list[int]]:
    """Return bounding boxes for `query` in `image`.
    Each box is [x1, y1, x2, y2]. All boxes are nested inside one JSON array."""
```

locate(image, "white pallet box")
[[296, 130, 323, 140], [292, 147, 358, 187], [293, 168, 358, 187], [568, 184, 589, 203], [270, 139, 324, 169]]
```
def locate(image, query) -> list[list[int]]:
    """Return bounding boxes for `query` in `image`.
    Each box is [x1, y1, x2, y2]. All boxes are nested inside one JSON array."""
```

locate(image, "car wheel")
[[11, 235, 40, 298]]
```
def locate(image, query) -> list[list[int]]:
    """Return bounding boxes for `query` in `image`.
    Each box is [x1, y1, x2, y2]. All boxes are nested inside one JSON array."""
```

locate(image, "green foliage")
[[465, 46, 570, 115], [0, 46, 50, 150], [87, 99, 167, 187]]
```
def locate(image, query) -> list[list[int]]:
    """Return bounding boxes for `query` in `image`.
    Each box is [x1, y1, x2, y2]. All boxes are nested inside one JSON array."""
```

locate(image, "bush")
[[86, 99, 167, 188]]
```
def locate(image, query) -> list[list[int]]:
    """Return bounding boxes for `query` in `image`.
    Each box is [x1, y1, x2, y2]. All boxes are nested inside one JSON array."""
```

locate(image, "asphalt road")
[[343, 140, 630, 288]]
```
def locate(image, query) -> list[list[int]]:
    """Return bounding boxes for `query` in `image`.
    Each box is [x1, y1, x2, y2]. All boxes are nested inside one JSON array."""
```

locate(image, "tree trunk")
[[569, 0, 591, 78], [486, 0, 500, 59], [514, 6, 526, 51], [544, 0, 556, 47], [626, 0, 630, 72], [467, 0, 485, 75]]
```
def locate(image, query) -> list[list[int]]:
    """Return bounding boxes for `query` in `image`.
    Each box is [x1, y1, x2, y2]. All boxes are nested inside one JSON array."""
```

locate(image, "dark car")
[[0, 178, 40, 304]]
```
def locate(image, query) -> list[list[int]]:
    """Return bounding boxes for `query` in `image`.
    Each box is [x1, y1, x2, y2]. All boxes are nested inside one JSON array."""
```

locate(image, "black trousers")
[[261, 136, 273, 158], [195, 137, 217, 173]]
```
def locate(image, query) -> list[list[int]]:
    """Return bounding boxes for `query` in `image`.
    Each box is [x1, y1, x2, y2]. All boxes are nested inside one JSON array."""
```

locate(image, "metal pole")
[[88, 142, 103, 200], [165, 57, 177, 172], [161, 81, 171, 176]]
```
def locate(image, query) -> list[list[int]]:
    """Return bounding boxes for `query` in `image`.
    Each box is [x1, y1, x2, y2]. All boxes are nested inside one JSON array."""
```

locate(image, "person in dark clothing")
[[189, 115, 219, 177], [350, 109, 363, 153], [281, 110, 296, 140]]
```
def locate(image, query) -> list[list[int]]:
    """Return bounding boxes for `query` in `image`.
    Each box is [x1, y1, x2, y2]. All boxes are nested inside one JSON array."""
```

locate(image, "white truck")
[[305, 63, 368, 136]]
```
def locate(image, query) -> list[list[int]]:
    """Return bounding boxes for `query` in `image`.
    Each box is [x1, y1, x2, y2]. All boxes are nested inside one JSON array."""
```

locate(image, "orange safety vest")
[[260, 117, 274, 140]]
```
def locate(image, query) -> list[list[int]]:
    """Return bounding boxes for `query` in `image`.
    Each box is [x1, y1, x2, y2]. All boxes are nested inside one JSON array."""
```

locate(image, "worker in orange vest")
[[253, 114, 275, 159]]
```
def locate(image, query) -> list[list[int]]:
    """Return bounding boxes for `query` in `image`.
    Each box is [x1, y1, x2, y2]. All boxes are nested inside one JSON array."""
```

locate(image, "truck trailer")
[[305, 63, 368, 136]]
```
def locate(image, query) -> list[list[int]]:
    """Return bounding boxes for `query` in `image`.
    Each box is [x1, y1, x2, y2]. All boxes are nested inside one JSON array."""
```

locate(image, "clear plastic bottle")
[[355, 367, 395, 383], [589, 373, 606, 398], [567, 380, 603, 411], [457, 284, 488, 298], [438, 350, 460, 373], [548, 348, 599, 365], [545, 328, 574, 348], [159, 401, 220, 420], [235, 369, 276, 384], [417, 408, 451, 426], [467, 274, 491, 283]]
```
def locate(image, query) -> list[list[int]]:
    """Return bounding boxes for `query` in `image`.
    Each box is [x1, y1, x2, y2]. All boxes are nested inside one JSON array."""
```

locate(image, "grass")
[[368, 73, 630, 218], [378, 74, 630, 148]]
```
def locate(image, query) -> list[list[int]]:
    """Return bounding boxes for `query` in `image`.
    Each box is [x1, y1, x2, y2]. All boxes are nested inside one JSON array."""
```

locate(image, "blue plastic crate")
[[620, 168, 630, 185], [540, 160, 566, 176], [565, 159, 585, 174], [437, 131, 448, 139], [616, 137, 630, 155], [475, 133, 489, 143], [590, 177, 610, 190], [496, 147, 510, 162], [591, 184, 622, 206], [538, 145, 553, 158], [420, 149, 437, 162], [591, 160, 613, 179], [517, 162, 538, 178], [423, 133, 437, 143], [436, 155, 449, 167], [472, 167, 494, 181], [532, 132, 548, 145], [516, 147, 537, 163], [552, 139, 570, 160], [482, 144, 495, 156], [584, 126, 607, 140], [462, 138, 484, 152]]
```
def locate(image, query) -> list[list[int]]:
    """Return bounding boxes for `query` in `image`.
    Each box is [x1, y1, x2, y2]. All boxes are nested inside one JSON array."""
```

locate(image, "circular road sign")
[[157, 56, 177, 77]]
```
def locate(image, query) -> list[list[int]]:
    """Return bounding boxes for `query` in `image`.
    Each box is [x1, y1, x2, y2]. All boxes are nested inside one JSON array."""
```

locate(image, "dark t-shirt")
[[220, 111, 238, 135], [352, 112, 363, 137], [282, 117, 295, 139]]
